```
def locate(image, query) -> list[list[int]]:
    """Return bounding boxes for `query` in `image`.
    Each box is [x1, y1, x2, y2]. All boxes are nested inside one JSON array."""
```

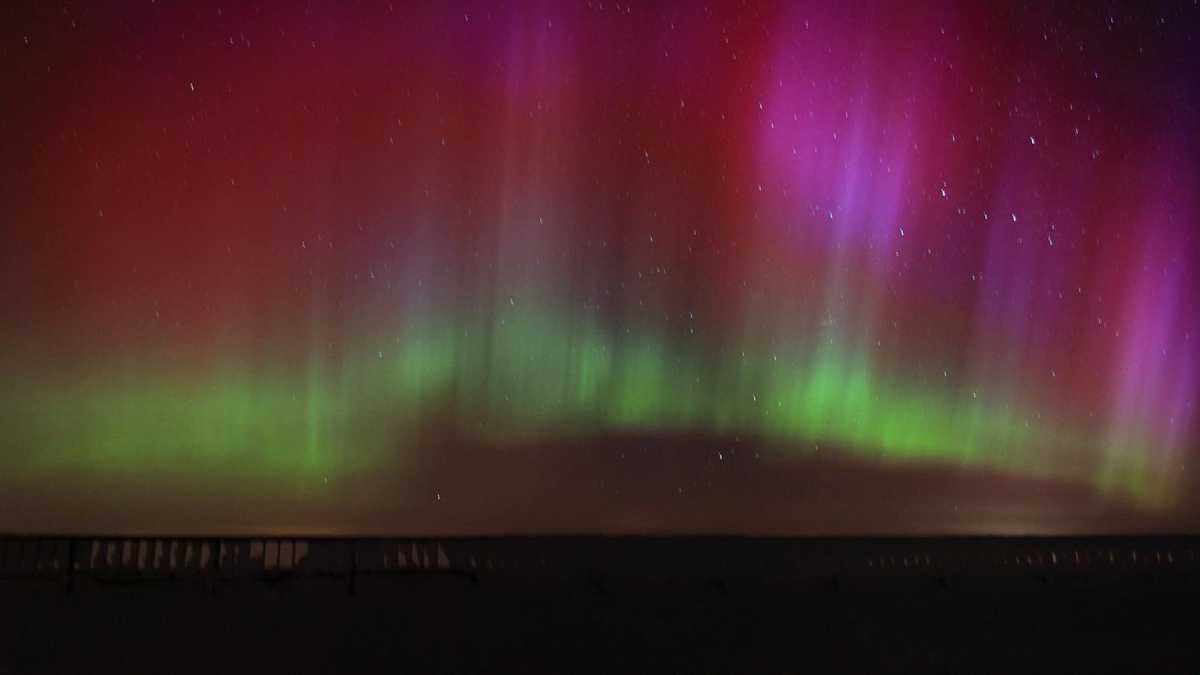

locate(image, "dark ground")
[[2, 536, 1198, 674]]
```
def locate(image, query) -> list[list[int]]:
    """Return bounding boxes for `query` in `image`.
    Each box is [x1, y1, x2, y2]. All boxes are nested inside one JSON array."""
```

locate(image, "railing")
[[2, 535, 1198, 591], [0, 537, 458, 585]]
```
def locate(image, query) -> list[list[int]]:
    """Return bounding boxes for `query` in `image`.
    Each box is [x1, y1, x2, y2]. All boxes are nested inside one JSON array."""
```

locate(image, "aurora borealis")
[[2, 1, 1198, 535]]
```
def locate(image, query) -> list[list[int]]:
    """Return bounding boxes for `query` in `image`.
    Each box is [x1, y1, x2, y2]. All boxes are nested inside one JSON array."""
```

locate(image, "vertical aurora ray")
[[1, 1, 1198, 534]]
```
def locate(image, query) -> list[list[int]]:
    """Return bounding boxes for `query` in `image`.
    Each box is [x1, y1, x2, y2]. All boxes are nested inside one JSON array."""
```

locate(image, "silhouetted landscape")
[[3, 534, 1199, 673]]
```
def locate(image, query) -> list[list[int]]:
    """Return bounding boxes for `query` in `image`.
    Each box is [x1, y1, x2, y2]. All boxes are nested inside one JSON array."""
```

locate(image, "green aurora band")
[[1, 302, 1175, 513]]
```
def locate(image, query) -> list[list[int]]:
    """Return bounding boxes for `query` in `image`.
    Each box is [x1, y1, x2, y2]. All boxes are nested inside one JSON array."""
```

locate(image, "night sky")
[[2, 1, 1198, 536]]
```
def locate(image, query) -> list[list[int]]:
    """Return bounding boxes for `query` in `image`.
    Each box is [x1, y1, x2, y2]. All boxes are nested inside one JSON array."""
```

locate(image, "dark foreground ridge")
[[3, 534, 1199, 673], [4, 533, 1200, 587]]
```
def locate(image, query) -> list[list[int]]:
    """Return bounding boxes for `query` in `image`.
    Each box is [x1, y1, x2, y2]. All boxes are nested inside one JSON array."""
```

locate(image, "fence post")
[[208, 538, 220, 595], [64, 539, 76, 595], [347, 539, 357, 596]]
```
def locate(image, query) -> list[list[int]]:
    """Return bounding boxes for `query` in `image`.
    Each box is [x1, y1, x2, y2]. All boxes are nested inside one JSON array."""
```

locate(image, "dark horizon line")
[[4, 532, 1200, 541]]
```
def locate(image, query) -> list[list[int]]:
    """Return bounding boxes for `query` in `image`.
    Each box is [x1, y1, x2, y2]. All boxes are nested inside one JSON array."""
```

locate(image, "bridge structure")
[[3, 534, 1199, 592]]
